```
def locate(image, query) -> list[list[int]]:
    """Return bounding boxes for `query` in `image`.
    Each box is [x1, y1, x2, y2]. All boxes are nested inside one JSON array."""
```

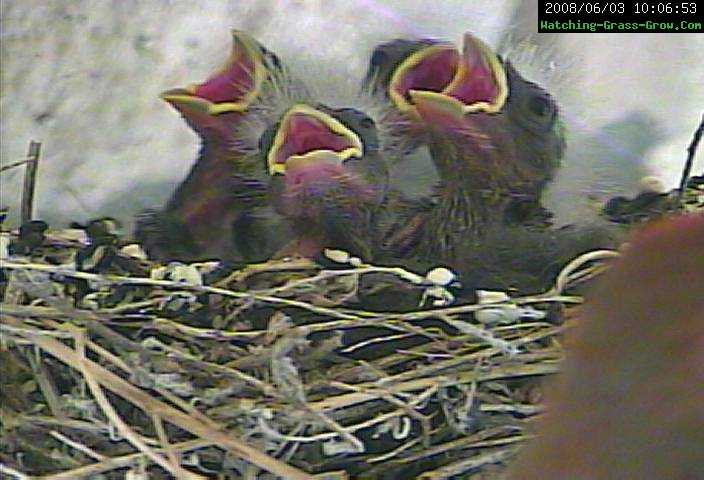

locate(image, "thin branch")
[[0, 463, 30, 480], [21, 140, 41, 224], [72, 330, 202, 479], [0, 158, 32, 173], [678, 113, 704, 202], [48, 430, 106, 461], [417, 445, 519, 479]]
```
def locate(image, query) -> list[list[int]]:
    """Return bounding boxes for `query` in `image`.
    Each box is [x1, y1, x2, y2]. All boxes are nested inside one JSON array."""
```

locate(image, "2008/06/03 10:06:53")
[[543, 2, 697, 14], [538, 1, 701, 32]]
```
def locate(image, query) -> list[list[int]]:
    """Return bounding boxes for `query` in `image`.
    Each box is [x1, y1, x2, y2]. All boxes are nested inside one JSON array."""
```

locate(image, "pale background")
[[1, 0, 702, 230]]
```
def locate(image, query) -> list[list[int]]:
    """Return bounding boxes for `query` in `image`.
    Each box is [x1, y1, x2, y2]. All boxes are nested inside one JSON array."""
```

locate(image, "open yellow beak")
[[266, 104, 363, 176]]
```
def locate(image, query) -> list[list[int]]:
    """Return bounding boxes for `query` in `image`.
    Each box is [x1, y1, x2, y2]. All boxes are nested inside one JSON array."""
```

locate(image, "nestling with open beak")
[[365, 32, 565, 260], [258, 103, 389, 260], [134, 30, 284, 262]]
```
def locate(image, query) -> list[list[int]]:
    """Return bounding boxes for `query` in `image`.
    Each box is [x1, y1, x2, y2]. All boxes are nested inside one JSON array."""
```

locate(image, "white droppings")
[[476, 290, 510, 304], [425, 266, 456, 286], [324, 248, 350, 264]]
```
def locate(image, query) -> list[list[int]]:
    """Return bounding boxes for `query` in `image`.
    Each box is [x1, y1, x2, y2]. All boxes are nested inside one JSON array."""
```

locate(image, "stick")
[[0, 159, 32, 173], [21, 140, 41, 224], [678, 113, 704, 203]]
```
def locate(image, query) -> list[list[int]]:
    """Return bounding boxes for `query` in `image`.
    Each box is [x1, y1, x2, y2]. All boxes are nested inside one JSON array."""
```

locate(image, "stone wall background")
[[1, 0, 702, 230]]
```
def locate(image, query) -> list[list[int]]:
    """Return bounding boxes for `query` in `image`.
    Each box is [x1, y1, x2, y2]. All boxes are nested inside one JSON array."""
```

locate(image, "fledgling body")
[[134, 30, 284, 262], [361, 33, 619, 295], [365, 33, 565, 261]]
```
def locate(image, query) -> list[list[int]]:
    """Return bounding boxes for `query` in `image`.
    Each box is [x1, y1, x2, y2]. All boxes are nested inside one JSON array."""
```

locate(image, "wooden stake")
[[677, 113, 704, 204], [21, 140, 42, 224]]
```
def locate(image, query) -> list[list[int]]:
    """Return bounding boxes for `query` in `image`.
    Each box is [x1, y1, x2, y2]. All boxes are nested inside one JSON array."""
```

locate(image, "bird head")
[[160, 29, 281, 142], [136, 30, 284, 262], [260, 103, 388, 258], [367, 32, 563, 192], [365, 33, 506, 121]]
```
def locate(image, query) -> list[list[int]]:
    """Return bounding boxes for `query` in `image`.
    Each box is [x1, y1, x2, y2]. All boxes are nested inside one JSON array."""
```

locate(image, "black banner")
[[538, 1, 702, 32]]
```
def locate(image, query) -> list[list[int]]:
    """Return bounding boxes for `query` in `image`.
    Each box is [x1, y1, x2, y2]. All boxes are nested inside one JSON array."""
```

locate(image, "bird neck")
[[416, 135, 512, 259], [426, 121, 517, 191], [166, 141, 241, 213], [163, 140, 261, 257], [421, 181, 509, 260]]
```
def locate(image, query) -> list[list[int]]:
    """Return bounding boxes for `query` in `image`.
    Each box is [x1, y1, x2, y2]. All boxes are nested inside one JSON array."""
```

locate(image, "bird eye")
[[258, 124, 277, 151], [268, 53, 281, 69], [359, 117, 375, 129], [260, 47, 281, 70], [528, 95, 552, 118], [371, 49, 388, 66]]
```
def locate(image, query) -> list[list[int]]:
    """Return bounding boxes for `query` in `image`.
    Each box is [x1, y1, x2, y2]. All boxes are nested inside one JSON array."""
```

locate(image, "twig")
[[0, 260, 584, 340], [0, 463, 30, 480], [340, 332, 416, 353], [480, 403, 544, 415], [678, 113, 704, 202], [21, 140, 41, 224], [257, 407, 412, 444], [309, 361, 560, 413], [48, 430, 106, 461], [213, 257, 319, 287], [0, 158, 32, 173], [329, 381, 433, 447], [72, 330, 203, 479], [548, 249, 619, 295], [368, 437, 422, 463], [12, 414, 110, 434], [0, 261, 365, 322], [0, 322, 75, 339], [304, 405, 366, 454], [27, 351, 66, 420], [39, 439, 212, 480], [254, 264, 427, 297], [397, 425, 522, 464], [151, 413, 179, 469], [437, 313, 517, 355], [143, 335, 277, 396], [371, 326, 563, 387]]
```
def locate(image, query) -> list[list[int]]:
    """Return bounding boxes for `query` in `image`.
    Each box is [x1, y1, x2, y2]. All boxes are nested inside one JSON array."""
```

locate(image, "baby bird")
[[135, 30, 282, 262], [258, 103, 389, 260], [365, 33, 564, 260]]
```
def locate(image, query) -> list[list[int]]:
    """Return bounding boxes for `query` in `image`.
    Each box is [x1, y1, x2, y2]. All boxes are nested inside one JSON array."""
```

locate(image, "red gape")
[[506, 212, 704, 480]]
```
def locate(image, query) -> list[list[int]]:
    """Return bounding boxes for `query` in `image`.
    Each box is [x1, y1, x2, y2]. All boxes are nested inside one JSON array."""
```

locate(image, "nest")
[[0, 218, 623, 480], [0, 139, 701, 479]]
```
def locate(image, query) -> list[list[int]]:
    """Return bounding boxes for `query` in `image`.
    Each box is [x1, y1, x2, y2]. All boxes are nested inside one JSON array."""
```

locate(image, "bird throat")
[[418, 133, 515, 260], [426, 181, 509, 260]]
